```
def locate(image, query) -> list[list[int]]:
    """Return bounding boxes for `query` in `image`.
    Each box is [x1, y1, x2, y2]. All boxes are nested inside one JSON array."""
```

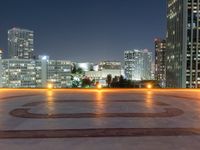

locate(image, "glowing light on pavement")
[[147, 84, 152, 89], [47, 84, 53, 89]]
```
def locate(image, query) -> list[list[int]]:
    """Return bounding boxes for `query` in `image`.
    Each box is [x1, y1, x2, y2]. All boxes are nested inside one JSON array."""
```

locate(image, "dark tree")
[[81, 77, 92, 88], [106, 74, 112, 87], [72, 65, 84, 75], [119, 75, 125, 87], [77, 68, 84, 74], [71, 65, 77, 74], [111, 76, 119, 88]]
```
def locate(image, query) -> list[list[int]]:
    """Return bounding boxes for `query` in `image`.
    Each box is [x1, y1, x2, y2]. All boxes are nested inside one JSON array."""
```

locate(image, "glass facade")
[[155, 39, 166, 87], [167, 0, 200, 88]]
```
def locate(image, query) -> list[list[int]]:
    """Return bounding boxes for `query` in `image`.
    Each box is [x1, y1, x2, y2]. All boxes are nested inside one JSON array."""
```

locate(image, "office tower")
[[142, 49, 153, 80], [124, 49, 152, 81], [166, 0, 200, 88], [8, 28, 34, 59], [155, 39, 166, 87], [124, 50, 142, 81]]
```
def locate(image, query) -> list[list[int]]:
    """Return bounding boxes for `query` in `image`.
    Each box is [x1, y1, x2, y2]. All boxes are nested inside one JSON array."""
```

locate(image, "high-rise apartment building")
[[166, 0, 200, 88], [8, 28, 34, 59], [124, 49, 152, 81], [155, 39, 166, 87]]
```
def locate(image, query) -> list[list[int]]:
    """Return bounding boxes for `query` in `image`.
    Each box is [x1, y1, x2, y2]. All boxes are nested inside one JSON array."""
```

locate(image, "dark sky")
[[0, 0, 166, 62]]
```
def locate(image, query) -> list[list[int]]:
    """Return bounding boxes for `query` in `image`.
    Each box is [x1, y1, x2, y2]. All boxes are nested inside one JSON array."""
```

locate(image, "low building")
[[85, 69, 121, 86], [99, 61, 121, 70]]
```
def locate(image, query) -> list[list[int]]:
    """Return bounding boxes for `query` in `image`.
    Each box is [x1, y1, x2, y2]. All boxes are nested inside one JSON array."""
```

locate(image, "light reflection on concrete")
[[46, 90, 55, 115], [93, 90, 106, 126], [146, 91, 154, 109], [95, 90, 105, 113]]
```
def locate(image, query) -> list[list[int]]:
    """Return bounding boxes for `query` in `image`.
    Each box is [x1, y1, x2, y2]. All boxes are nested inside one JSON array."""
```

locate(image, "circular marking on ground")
[[22, 100, 170, 107], [0, 94, 40, 101], [10, 108, 184, 119], [158, 94, 200, 101], [0, 128, 200, 139]]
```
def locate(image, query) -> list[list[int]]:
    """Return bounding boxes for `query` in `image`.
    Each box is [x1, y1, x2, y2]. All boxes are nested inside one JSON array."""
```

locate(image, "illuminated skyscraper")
[[166, 0, 200, 88], [8, 28, 34, 59], [155, 39, 166, 87], [124, 49, 152, 81]]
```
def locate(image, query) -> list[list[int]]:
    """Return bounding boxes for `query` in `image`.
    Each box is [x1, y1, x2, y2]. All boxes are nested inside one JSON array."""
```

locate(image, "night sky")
[[0, 0, 166, 62]]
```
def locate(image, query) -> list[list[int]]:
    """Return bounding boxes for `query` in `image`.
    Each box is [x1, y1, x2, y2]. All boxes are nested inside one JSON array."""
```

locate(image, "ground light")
[[147, 83, 152, 89], [47, 83, 53, 89], [97, 83, 102, 89]]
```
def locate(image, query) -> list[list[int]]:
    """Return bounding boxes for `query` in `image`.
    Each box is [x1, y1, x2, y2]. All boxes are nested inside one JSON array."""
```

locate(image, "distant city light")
[[42, 56, 47, 60]]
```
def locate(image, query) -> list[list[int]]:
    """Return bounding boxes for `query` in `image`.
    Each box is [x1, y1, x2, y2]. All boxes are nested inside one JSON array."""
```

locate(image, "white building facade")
[[85, 69, 121, 86]]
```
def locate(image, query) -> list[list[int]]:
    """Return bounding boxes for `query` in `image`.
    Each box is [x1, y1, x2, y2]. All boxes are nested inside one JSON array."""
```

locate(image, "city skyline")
[[0, 0, 166, 62]]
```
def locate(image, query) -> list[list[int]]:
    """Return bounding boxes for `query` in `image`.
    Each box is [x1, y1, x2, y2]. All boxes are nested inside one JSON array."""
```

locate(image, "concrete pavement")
[[0, 89, 200, 149]]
